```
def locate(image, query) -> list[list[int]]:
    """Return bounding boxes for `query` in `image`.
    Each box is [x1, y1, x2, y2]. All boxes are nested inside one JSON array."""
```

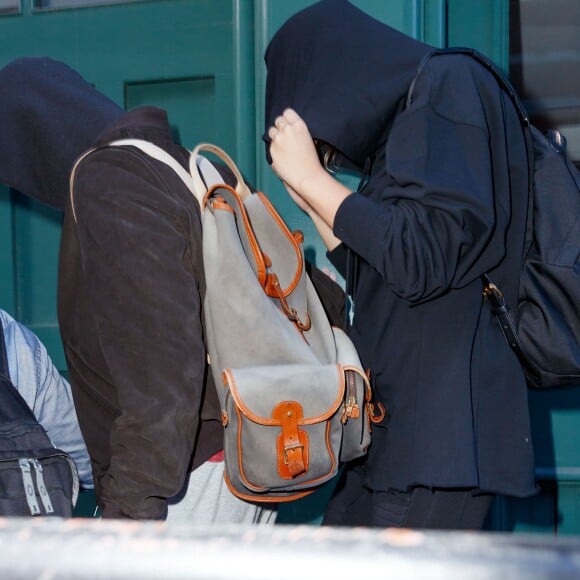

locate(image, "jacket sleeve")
[[72, 148, 206, 519], [3, 311, 93, 489], [333, 60, 511, 303]]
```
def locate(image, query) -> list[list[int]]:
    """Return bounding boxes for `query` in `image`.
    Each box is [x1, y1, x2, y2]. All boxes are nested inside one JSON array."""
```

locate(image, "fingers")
[[282, 108, 301, 123], [268, 115, 286, 139], [268, 108, 304, 140]]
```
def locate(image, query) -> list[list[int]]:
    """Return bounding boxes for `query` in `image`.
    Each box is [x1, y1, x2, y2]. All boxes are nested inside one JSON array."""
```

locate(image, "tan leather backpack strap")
[[108, 138, 202, 206], [191, 143, 252, 200]]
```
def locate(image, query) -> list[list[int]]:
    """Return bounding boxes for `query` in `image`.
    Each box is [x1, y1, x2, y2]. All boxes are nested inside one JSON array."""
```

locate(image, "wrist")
[[297, 165, 327, 192], [298, 170, 352, 228]]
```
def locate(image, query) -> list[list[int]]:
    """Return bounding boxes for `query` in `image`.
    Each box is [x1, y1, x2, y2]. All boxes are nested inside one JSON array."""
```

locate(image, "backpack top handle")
[[190, 143, 252, 203]]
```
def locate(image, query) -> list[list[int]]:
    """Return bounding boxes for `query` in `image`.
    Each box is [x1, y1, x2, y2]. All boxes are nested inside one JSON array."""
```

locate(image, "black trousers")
[[323, 466, 494, 530]]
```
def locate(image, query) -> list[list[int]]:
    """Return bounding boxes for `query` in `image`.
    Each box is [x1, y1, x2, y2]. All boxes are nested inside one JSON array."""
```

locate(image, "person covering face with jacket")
[[0, 57, 277, 522], [264, 0, 537, 530]]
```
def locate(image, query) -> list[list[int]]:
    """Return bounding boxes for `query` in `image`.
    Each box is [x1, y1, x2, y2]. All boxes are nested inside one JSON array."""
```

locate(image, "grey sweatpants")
[[165, 460, 277, 525]]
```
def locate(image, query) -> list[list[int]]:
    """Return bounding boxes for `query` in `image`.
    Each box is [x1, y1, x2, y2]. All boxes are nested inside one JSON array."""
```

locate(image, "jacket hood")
[[0, 57, 123, 210], [264, 0, 431, 166]]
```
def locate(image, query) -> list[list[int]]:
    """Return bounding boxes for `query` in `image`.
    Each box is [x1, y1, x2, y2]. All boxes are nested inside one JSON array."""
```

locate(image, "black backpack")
[[0, 318, 79, 516], [407, 48, 580, 389]]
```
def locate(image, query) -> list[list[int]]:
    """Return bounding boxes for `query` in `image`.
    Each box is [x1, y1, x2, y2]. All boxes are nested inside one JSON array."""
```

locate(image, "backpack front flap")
[[517, 127, 580, 388], [202, 185, 321, 385], [221, 363, 352, 502], [228, 185, 337, 364], [202, 183, 339, 382]]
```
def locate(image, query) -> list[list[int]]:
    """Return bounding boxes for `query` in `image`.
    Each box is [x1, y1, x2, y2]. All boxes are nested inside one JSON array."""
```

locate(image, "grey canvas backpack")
[[101, 139, 383, 503]]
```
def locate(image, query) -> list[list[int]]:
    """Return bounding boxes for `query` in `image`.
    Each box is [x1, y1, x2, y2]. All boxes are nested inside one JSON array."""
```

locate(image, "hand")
[[268, 108, 326, 197], [268, 108, 352, 235]]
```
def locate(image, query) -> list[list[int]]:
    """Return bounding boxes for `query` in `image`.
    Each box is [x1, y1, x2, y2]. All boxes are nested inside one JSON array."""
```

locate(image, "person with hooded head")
[[0, 57, 277, 523], [264, 0, 537, 530], [0, 56, 122, 500], [0, 57, 124, 211]]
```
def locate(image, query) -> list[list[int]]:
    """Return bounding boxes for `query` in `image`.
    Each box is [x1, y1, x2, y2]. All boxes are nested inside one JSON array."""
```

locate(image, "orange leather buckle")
[[265, 273, 311, 332], [272, 401, 309, 479]]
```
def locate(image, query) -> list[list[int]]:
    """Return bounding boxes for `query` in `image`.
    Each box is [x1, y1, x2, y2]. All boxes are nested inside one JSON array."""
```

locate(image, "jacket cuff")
[[333, 193, 386, 263], [326, 244, 347, 276]]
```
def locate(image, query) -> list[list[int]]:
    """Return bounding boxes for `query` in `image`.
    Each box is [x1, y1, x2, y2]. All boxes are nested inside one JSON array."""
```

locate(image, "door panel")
[[11, 196, 64, 366], [0, 0, 254, 371], [125, 77, 218, 145], [447, 0, 509, 67], [0, 186, 17, 316]]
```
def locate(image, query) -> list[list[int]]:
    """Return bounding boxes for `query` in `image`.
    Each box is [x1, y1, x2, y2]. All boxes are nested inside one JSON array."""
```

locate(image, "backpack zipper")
[[18, 459, 41, 515], [30, 458, 54, 514]]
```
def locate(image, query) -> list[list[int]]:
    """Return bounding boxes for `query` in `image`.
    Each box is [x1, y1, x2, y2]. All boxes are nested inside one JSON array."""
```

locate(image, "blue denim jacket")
[[1, 309, 93, 489]]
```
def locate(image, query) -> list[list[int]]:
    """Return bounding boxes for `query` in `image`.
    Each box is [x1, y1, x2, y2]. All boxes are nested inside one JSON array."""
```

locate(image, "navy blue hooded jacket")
[[265, 0, 536, 496]]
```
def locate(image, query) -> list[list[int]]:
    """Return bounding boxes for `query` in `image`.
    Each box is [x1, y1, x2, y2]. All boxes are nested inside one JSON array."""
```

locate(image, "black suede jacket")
[[58, 107, 222, 519]]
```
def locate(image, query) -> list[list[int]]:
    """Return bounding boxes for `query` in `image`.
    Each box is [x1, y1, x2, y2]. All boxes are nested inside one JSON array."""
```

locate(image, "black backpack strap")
[[406, 47, 530, 126], [481, 80, 539, 383], [482, 274, 542, 385], [406, 47, 535, 205]]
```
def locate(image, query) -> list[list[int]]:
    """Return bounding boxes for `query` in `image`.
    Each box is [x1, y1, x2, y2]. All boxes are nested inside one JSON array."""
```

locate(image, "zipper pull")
[[30, 459, 54, 514], [18, 459, 41, 515], [346, 395, 360, 419]]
